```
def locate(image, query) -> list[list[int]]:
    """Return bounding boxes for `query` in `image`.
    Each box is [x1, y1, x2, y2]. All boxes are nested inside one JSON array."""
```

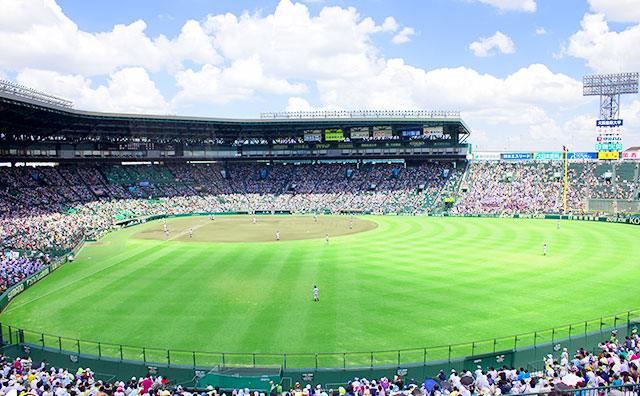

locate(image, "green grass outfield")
[[1, 215, 639, 366]]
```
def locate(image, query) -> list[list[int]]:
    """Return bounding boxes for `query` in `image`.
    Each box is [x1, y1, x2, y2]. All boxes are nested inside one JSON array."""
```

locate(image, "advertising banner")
[[373, 127, 393, 138], [350, 129, 370, 139], [324, 129, 344, 141], [502, 153, 532, 160], [304, 131, 321, 142], [400, 128, 421, 137], [568, 152, 598, 160], [596, 142, 623, 151], [622, 152, 639, 159], [423, 126, 444, 139], [473, 152, 501, 161], [598, 152, 620, 160], [534, 152, 562, 160], [596, 119, 623, 127]]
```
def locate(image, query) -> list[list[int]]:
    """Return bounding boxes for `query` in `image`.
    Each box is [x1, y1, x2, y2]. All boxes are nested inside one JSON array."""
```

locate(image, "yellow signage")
[[598, 152, 619, 160]]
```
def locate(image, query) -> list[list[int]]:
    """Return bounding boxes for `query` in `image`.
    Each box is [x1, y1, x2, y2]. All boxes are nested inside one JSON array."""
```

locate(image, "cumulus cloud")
[[469, 31, 515, 56], [0, 0, 221, 75], [392, 27, 415, 44], [588, 0, 640, 23], [382, 17, 399, 32], [202, 0, 387, 81], [567, 13, 640, 73], [172, 57, 308, 106], [16, 67, 171, 114], [536, 27, 547, 35], [474, 0, 536, 12]]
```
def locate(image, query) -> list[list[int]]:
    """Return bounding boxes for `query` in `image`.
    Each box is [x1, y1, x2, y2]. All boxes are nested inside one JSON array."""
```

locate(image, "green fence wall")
[[2, 318, 638, 390]]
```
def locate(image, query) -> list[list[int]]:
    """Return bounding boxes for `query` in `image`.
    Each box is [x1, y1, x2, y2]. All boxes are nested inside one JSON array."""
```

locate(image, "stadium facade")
[[0, 84, 471, 163]]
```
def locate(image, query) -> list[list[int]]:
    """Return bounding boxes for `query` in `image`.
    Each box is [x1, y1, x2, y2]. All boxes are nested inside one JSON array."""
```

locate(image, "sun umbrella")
[[553, 382, 571, 391], [439, 381, 453, 392], [423, 379, 438, 393], [460, 376, 475, 386], [561, 374, 582, 386]]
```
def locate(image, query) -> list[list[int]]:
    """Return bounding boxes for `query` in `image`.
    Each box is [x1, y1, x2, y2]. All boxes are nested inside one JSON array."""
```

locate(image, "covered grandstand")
[[0, 83, 470, 163]]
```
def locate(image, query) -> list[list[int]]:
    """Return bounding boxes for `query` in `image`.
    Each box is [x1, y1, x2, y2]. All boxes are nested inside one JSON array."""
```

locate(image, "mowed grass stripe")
[[1, 216, 639, 357]]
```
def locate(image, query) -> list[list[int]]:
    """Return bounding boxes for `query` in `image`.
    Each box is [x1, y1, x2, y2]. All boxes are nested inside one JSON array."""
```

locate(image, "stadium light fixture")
[[0, 80, 74, 109], [259, 110, 461, 120], [583, 72, 639, 120]]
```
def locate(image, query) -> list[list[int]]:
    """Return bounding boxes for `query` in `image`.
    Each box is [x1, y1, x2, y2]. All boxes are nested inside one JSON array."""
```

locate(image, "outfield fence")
[[2, 308, 640, 369]]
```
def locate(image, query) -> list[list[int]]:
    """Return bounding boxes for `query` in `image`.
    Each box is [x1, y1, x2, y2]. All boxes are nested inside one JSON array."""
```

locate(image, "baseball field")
[[1, 215, 639, 367]]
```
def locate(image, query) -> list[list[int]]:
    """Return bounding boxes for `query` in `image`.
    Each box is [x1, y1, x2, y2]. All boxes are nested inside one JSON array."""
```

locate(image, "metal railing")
[[515, 384, 640, 396], [3, 309, 640, 369]]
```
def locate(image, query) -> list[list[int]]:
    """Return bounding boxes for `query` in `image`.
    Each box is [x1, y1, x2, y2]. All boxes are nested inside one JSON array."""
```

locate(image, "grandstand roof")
[[0, 91, 471, 145]]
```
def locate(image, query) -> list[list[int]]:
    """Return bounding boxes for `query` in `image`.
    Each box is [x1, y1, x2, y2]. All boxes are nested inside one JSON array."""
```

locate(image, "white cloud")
[[469, 31, 515, 56], [16, 67, 171, 114], [286, 97, 316, 111], [588, 0, 640, 23], [536, 27, 547, 35], [0, 0, 221, 75], [382, 17, 399, 32], [392, 27, 415, 44], [202, 0, 388, 81], [474, 0, 536, 12], [172, 57, 308, 106], [567, 13, 640, 73]]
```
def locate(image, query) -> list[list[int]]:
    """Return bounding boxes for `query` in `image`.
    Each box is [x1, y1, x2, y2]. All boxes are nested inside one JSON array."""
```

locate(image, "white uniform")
[[325, 234, 329, 244], [314, 213, 318, 222], [164, 224, 167, 232], [276, 231, 280, 240], [349, 221, 352, 229], [189, 228, 193, 238], [253, 216, 257, 224], [313, 286, 319, 301], [543, 244, 547, 255], [166, 230, 170, 240]]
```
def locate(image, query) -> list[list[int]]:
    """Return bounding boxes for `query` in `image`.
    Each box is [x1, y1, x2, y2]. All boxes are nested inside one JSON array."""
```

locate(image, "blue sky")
[[1, 0, 639, 151]]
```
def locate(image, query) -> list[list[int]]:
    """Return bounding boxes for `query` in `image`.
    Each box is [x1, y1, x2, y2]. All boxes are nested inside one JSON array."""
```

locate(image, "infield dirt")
[[132, 215, 378, 242]]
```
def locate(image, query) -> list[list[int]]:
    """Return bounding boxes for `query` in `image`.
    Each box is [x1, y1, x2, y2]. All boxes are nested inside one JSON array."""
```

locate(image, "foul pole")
[[563, 145, 568, 214]]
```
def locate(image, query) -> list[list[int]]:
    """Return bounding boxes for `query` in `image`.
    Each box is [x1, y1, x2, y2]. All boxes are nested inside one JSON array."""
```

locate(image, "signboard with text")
[[502, 153, 532, 160], [568, 152, 598, 160], [598, 152, 620, 160]]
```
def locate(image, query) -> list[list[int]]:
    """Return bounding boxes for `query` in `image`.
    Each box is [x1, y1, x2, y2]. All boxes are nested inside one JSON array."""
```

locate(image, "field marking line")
[[3, 227, 191, 314]]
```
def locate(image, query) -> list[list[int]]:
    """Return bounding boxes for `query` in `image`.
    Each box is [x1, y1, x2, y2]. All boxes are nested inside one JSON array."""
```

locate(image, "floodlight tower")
[[582, 72, 639, 214], [583, 72, 639, 121], [582, 73, 639, 156]]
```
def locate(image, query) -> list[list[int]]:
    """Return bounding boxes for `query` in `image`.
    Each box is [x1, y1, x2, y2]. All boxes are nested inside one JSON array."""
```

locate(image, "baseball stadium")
[[2, 0, 640, 388], [1, 74, 640, 392]]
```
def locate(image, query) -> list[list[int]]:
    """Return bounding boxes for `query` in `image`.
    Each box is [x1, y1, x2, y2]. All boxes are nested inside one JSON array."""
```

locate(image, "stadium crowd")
[[0, 162, 460, 252], [0, 254, 50, 294], [1, 327, 640, 396], [452, 161, 639, 215]]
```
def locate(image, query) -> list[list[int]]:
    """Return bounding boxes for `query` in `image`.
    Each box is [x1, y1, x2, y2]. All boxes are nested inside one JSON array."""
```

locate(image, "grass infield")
[[1, 215, 639, 365]]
